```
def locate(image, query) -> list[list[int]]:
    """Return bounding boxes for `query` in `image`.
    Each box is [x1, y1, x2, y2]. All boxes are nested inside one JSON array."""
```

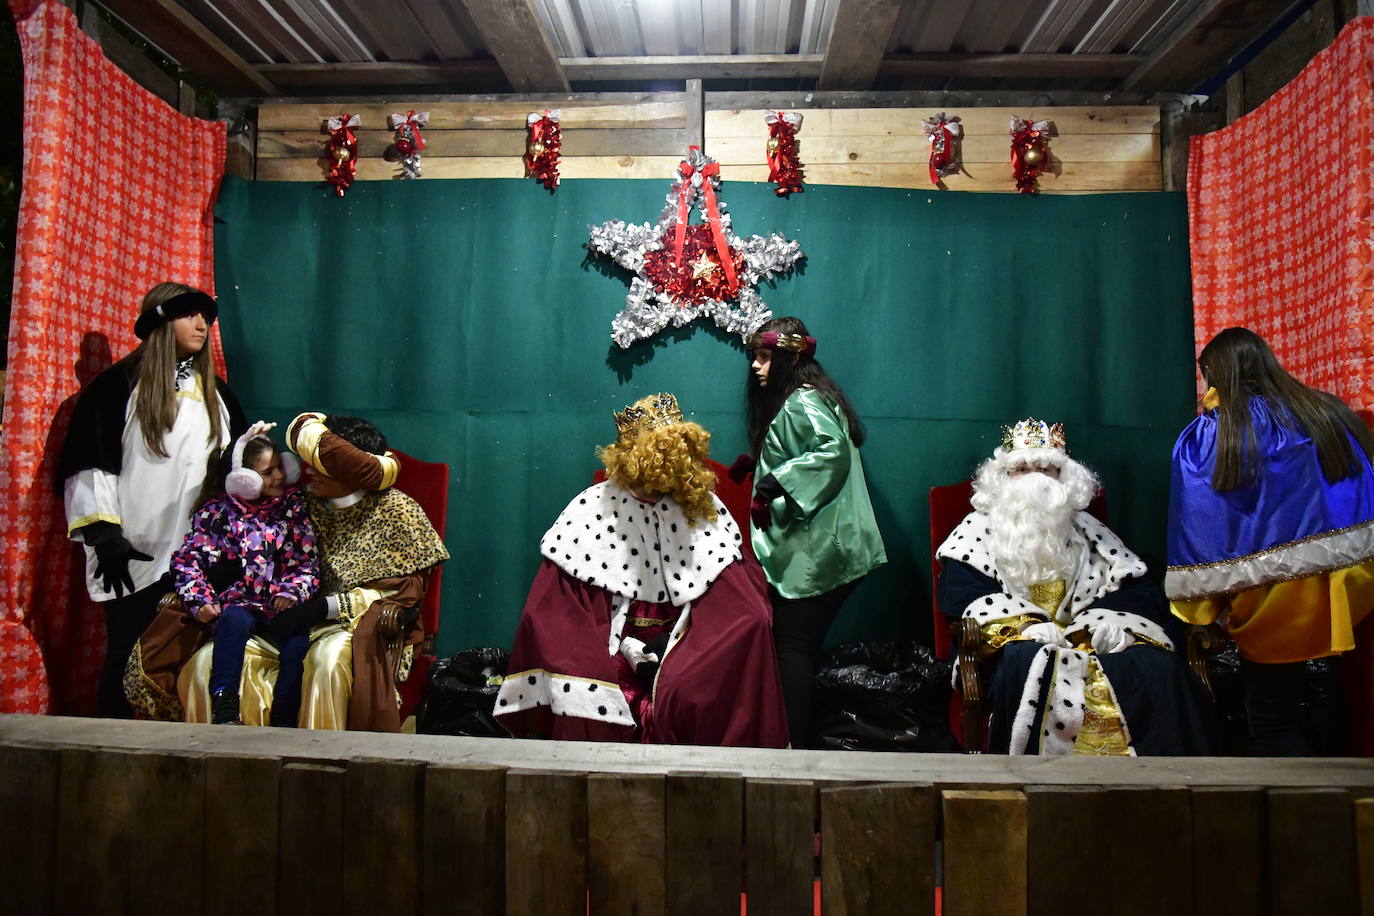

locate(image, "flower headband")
[[748, 331, 816, 356]]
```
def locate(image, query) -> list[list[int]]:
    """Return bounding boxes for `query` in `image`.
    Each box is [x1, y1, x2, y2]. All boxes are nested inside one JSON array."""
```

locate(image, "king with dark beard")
[[936, 419, 1215, 755]]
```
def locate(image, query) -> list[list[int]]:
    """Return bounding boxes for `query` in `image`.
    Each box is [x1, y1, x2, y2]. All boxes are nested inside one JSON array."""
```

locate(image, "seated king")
[[936, 418, 1214, 755], [495, 393, 789, 747]]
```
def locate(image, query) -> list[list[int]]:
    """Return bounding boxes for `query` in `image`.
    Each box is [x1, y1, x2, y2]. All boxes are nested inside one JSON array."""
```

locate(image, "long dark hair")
[[1198, 327, 1374, 490], [123, 282, 224, 458], [746, 316, 865, 456]]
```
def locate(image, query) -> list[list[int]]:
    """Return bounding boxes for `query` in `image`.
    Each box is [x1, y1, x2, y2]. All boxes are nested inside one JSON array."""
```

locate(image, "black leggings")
[[98, 577, 169, 718], [1242, 659, 1315, 756], [771, 579, 860, 748]]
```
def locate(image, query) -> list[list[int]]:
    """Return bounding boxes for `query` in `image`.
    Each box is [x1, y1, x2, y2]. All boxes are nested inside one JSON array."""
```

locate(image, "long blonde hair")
[[598, 420, 719, 525], [125, 282, 223, 458]]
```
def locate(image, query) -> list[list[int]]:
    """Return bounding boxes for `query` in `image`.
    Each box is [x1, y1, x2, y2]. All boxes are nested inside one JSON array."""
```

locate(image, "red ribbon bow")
[[673, 150, 738, 291]]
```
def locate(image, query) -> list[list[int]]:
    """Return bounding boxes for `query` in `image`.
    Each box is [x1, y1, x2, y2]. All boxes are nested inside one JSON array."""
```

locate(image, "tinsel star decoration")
[[589, 146, 805, 348]]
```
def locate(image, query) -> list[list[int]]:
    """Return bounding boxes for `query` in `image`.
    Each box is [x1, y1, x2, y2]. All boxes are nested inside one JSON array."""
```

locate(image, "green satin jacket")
[[752, 387, 887, 599]]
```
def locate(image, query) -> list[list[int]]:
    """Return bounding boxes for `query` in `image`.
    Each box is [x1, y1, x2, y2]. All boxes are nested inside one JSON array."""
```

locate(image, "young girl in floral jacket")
[[172, 421, 319, 724]]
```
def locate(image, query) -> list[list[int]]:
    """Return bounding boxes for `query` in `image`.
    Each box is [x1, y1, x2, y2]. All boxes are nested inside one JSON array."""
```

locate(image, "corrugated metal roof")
[[146, 0, 1292, 95]]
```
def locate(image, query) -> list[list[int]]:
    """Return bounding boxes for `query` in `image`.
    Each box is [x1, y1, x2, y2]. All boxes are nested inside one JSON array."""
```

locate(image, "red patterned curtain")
[[0, 0, 225, 713], [1188, 16, 1374, 413], [1189, 16, 1374, 755]]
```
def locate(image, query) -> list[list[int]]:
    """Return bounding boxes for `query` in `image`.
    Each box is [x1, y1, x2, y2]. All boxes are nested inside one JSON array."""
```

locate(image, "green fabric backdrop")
[[213, 175, 1194, 656]]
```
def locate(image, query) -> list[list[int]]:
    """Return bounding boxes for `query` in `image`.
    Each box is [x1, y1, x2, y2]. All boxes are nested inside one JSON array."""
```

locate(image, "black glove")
[[264, 594, 329, 642], [728, 453, 757, 483], [750, 474, 784, 531], [80, 522, 153, 599]]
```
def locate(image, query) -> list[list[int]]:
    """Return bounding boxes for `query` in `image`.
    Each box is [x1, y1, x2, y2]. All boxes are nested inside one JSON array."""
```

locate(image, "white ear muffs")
[[225, 420, 278, 501], [280, 452, 301, 486], [225, 466, 263, 501]]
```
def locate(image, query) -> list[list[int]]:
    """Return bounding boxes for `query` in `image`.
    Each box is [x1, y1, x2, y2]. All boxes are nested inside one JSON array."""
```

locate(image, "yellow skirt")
[[1171, 557, 1374, 663], [177, 626, 353, 728]]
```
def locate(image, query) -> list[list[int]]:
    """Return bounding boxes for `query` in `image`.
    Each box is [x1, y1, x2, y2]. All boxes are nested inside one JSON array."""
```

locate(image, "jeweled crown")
[[613, 392, 683, 442], [1001, 417, 1067, 452]]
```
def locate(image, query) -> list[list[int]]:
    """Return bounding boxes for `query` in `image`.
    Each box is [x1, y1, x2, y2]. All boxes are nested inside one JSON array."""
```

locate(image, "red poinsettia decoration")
[[1010, 115, 1054, 194], [644, 223, 746, 304], [525, 109, 562, 190], [324, 113, 360, 197], [764, 109, 804, 197]]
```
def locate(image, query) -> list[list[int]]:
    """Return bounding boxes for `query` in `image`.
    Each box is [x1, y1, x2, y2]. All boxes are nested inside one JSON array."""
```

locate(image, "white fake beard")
[[985, 473, 1080, 592]]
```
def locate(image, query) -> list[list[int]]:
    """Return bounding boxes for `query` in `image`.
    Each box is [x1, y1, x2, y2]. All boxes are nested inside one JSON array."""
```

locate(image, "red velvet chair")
[[928, 479, 1108, 752], [391, 449, 450, 723]]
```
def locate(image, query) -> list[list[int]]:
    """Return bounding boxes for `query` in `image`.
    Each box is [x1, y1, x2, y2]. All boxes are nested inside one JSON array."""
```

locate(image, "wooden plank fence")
[[253, 95, 1161, 193], [2, 714, 1371, 915]]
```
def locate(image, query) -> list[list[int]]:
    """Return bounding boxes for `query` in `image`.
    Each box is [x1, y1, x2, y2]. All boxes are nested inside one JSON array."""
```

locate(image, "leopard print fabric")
[[308, 488, 449, 594]]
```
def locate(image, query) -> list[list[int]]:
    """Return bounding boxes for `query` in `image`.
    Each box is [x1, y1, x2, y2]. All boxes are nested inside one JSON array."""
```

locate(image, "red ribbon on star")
[[671, 148, 738, 291]]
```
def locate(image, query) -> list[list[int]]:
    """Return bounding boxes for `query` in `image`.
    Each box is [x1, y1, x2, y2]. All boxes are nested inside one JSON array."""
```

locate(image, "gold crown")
[[613, 392, 683, 442], [1001, 417, 1067, 452]]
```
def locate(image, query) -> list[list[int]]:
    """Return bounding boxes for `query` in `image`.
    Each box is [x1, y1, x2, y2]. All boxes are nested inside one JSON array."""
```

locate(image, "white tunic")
[[64, 372, 231, 600]]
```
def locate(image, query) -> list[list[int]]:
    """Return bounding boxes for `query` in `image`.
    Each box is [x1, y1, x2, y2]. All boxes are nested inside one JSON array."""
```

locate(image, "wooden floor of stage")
[[2, 713, 1372, 915]]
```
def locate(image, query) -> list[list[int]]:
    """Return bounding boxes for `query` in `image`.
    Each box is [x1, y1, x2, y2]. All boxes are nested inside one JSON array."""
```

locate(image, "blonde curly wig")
[[598, 418, 719, 525]]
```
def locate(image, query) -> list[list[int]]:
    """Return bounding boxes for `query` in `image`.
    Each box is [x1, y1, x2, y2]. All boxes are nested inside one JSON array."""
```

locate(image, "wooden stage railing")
[[2, 714, 1372, 915]]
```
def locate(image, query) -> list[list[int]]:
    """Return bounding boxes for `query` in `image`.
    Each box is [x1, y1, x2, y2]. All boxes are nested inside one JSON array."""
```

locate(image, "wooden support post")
[[588, 774, 667, 915], [125, 750, 205, 912], [665, 772, 744, 916], [1107, 787, 1193, 915], [1268, 787, 1359, 916], [425, 764, 507, 916], [820, 783, 936, 916], [686, 78, 705, 154], [745, 778, 817, 916], [506, 770, 588, 916], [1025, 786, 1109, 916], [0, 745, 59, 914], [1224, 71, 1246, 125], [204, 754, 281, 916], [280, 763, 345, 915], [1357, 797, 1374, 916], [942, 789, 1028, 916], [1191, 786, 1265, 916], [344, 757, 426, 915]]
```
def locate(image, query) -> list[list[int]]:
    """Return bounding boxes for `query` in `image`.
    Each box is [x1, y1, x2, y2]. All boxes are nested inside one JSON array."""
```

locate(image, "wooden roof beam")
[[562, 54, 825, 81], [1123, 0, 1297, 92], [818, 0, 905, 90], [459, 0, 570, 93], [255, 60, 508, 93], [881, 53, 1143, 79], [94, 0, 279, 97]]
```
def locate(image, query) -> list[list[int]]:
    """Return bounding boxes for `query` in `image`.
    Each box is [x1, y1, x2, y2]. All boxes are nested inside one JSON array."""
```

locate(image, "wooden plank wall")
[[254, 97, 1161, 193], [3, 741, 1369, 915]]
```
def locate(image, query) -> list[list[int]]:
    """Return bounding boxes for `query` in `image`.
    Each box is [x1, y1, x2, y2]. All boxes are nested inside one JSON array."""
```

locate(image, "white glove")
[[1020, 622, 1070, 647], [1089, 621, 1135, 654]]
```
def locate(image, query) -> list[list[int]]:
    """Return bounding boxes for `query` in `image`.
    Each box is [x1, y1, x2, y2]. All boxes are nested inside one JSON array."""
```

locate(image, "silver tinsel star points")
[[589, 147, 804, 348]]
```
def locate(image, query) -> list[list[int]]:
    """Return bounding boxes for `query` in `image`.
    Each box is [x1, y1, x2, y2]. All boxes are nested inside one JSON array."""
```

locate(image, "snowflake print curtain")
[[0, 0, 225, 713]]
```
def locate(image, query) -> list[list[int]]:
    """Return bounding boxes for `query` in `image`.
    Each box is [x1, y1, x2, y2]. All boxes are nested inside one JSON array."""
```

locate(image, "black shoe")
[[210, 689, 241, 725]]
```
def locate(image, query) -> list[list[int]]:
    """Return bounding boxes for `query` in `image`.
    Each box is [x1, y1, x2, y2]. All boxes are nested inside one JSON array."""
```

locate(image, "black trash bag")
[[416, 647, 512, 737], [811, 640, 960, 752]]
